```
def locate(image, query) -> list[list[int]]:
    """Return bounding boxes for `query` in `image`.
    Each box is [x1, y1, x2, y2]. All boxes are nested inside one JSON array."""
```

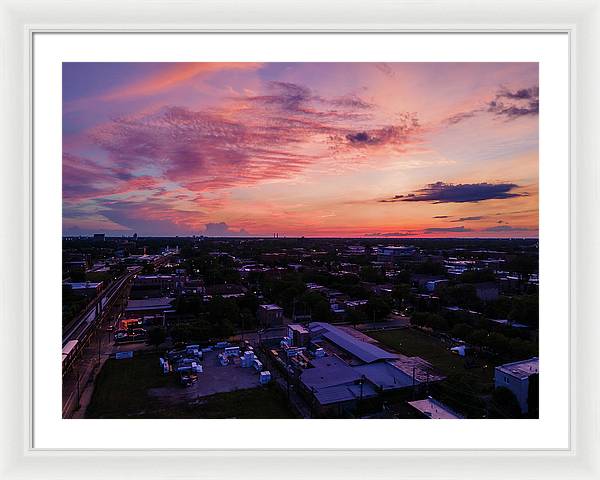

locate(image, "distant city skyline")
[[63, 62, 538, 238]]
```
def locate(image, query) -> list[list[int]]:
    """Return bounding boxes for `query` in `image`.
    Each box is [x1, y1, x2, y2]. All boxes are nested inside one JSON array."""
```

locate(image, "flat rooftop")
[[301, 356, 362, 390], [288, 324, 309, 334], [64, 282, 102, 289], [408, 398, 463, 419], [496, 357, 539, 380], [125, 297, 175, 311], [259, 304, 283, 311], [300, 356, 379, 405]]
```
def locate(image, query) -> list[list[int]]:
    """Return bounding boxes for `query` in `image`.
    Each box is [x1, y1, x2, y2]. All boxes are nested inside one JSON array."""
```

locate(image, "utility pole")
[[359, 374, 365, 416], [241, 312, 245, 344], [76, 369, 81, 410], [286, 352, 291, 400]]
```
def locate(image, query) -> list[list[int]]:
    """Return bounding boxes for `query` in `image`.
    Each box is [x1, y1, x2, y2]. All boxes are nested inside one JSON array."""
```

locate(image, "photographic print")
[[62, 62, 539, 420]]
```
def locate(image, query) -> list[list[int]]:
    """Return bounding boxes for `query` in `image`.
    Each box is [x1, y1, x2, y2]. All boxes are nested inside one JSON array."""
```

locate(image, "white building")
[[494, 357, 539, 413]]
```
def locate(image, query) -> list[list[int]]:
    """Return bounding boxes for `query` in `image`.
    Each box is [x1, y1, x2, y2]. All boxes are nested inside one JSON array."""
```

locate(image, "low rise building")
[[63, 281, 103, 298], [297, 322, 445, 416], [494, 357, 539, 413], [257, 304, 284, 327], [125, 297, 175, 318], [408, 397, 463, 419], [377, 246, 417, 264], [287, 324, 310, 347], [133, 274, 183, 295], [425, 279, 449, 292]]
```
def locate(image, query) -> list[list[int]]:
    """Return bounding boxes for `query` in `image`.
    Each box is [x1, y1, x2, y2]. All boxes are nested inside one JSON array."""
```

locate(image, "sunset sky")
[[63, 62, 538, 238]]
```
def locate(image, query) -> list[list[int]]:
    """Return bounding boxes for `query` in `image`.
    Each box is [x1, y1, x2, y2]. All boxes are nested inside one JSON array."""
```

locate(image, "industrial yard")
[[86, 350, 295, 419]]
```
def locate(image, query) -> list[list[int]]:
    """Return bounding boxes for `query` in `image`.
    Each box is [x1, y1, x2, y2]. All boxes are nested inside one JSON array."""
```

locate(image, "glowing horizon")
[[63, 62, 539, 238]]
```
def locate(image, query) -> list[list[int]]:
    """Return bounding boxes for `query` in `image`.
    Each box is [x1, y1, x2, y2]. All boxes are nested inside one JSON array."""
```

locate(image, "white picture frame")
[[1, 0, 598, 478]]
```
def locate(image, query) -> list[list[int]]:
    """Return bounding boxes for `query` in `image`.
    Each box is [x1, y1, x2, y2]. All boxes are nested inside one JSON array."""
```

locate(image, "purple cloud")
[[381, 181, 525, 204], [424, 226, 472, 233], [451, 216, 485, 222]]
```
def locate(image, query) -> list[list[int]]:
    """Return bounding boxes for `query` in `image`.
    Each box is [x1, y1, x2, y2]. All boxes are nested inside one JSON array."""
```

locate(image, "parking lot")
[[147, 350, 264, 405]]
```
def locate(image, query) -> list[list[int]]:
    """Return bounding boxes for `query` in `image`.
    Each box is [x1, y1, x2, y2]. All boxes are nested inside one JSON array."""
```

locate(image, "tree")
[[439, 284, 480, 310], [451, 323, 471, 340], [508, 294, 539, 328], [459, 269, 496, 284], [147, 327, 166, 350], [506, 254, 538, 283], [365, 295, 392, 322], [69, 269, 86, 282], [391, 283, 411, 308], [485, 332, 510, 354], [359, 266, 386, 284], [527, 373, 539, 418], [414, 259, 446, 275], [141, 263, 155, 274], [298, 290, 333, 322], [490, 387, 522, 418], [346, 307, 367, 328]]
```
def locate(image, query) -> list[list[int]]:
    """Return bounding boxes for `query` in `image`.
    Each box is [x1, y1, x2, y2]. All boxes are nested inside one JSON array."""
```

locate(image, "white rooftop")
[[259, 304, 283, 311], [496, 357, 539, 380], [408, 397, 463, 419]]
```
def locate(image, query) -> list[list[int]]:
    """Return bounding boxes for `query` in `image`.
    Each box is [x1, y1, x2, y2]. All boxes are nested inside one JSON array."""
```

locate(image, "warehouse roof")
[[301, 356, 361, 389], [310, 322, 400, 364], [354, 362, 415, 390]]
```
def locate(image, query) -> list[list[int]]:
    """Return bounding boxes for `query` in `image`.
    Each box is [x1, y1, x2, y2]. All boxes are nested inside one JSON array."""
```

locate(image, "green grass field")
[[86, 352, 296, 419], [369, 328, 496, 418], [86, 352, 174, 418], [142, 385, 297, 419]]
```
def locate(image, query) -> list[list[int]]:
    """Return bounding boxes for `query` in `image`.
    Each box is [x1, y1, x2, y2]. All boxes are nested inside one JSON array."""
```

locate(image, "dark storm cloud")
[[203, 222, 251, 237], [380, 181, 525, 204], [488, 86, 539, 119], [482, 225, 536, 233], [423, 226, 472, 233], [365, 231, 418, 237], [451, 216, 485, 222], [497, 86, 539, 100], [443, 85, 539, 126]]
